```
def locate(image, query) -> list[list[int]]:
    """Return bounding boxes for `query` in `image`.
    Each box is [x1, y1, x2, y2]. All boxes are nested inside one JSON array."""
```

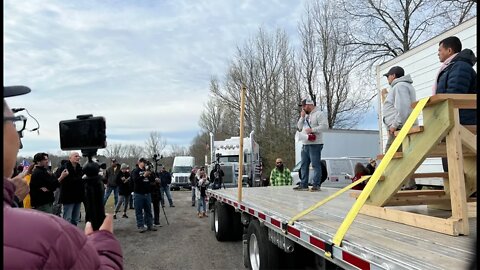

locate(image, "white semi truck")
[[170, 156, 195, 190], [208, 132, 261, 188]]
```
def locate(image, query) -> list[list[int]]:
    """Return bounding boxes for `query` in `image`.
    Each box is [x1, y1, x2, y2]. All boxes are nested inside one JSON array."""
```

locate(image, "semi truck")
[[170, 156, 195, 190], [292, 129, 379, 188], [208, 132, 262, 188], [206, 17, 476, 270]]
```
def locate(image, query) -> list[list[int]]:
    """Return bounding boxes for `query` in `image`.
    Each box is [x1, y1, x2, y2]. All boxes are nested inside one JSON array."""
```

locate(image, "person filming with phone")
[[294, 98, 328, 192]]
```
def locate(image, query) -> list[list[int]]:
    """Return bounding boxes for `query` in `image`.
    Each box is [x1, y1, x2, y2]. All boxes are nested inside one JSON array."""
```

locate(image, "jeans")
[[134, 193, 153, 228], [191, 188, 196, 206], [63, 203, 81, 226], [160, 186, 174, 206], [103, 186, 119, 206], [114, 194, 130, 214], [300, 144, 324, 188], [197, 196, 206, 213]]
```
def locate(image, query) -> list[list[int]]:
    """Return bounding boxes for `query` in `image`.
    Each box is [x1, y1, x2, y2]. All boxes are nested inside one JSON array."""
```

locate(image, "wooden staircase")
[[355, 94, 477, 236]]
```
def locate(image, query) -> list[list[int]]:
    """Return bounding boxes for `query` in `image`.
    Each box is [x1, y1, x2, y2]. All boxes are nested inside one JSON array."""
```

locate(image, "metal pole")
[[237, 84, 246, 202]]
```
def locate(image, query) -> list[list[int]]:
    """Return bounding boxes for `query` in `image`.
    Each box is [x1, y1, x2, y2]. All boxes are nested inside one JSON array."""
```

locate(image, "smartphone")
[[59, 116, 107, 150]]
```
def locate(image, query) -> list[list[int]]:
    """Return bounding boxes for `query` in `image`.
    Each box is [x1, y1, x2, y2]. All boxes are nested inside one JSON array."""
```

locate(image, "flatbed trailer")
[[207, 186, 476, 270]]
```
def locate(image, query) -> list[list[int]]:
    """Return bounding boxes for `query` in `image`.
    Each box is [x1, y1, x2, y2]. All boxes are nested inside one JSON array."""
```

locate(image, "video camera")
[[59, 114, 107, 231]]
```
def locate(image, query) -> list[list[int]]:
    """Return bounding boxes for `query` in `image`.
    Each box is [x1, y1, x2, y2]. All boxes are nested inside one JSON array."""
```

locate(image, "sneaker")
[[129, 207, 135, 209], [198, 213, 203, 218], [203, 212, 208, 217], [293, 185, 309, 191], [310, 186, 321, 192], [138, 227, 147, 233], [154, 223, 163, 227], [147, 226, 157, 231], [191, 203, 195, 207], [113, 214, 117, 219], [122, 214, 128, 218], [170, 205, 175, 207]]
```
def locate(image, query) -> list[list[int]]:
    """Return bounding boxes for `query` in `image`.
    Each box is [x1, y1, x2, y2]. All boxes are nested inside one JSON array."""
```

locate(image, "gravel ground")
[[101, 190, 244, 270]]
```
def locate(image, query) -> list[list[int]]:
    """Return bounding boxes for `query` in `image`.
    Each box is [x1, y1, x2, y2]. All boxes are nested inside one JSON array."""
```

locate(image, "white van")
[[291, 157, 371, 188], [171, 156, 195, 191]]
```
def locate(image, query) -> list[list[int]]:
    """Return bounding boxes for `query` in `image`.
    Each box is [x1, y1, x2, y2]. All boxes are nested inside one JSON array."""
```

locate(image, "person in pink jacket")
[[3, 85, 123, 269]]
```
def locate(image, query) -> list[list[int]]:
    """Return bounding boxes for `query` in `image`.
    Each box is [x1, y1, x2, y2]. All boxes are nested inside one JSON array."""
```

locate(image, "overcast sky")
[[4, 0, 378, 158]]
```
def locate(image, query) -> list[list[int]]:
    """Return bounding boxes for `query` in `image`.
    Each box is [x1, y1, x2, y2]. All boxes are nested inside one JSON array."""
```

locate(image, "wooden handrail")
[[411, 94, 477, 109]]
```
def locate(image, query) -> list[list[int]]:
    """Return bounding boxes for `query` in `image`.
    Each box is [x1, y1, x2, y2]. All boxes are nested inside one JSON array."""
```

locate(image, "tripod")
[[153, 159, 169, 225], [82, 149, 105, 231]]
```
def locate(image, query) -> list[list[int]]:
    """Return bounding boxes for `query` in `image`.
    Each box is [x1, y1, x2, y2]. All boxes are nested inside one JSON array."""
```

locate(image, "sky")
[[4, 0, 379, 158]]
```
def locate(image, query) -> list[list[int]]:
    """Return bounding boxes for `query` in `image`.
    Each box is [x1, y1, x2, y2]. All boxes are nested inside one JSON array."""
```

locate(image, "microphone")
[[12, 108, 25, 113]]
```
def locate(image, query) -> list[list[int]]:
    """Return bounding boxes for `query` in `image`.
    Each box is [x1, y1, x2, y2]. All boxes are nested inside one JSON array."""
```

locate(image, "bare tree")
[[340, 0, 476, 67], [144, 131, 167, 159], [103, 143, 126, 159], [297, 0, 373, 128], [125, 144, 145, 158], [169, 144, 189, 157], [199, 93, 224, 135]]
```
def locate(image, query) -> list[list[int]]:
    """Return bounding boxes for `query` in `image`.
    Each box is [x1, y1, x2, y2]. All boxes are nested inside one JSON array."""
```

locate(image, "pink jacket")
[[3, 178, 123, 269]]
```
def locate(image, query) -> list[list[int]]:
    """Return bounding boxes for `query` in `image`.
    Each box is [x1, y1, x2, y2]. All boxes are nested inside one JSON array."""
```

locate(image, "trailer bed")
[[208, 186, 476, 269]]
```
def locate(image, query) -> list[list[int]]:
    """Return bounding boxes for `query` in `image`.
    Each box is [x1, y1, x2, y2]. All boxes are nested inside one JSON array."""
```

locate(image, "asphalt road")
[[104, 190, 245, 270]]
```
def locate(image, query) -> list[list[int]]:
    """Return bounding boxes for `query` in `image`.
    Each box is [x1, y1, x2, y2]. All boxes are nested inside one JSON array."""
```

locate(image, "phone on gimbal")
[[59, 116, 106, 150]]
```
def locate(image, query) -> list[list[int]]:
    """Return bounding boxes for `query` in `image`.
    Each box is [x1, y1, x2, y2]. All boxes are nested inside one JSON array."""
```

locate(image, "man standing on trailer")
[[294, 98, 328, 192]]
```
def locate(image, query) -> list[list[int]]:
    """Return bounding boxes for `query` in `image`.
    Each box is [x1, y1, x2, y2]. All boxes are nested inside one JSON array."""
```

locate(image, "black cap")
[[138, 158, 147, 163], [383, 66, 404, 78], [4, 86, 31, 97]]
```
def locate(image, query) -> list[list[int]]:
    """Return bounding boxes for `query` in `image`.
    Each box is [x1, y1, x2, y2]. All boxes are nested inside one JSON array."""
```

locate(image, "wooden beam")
[[412, 172, 449, 178], [411, 94, 477, 109], [360, 204, 460, 236], [377, 152, 403, 160], [464, 125, 477, 135], [384, 197, 451, 206], [459, 125, 477, 153], [394, 126, 424, 136], [445, 109, 469, 235], [395, 190, 446, 197], [428, 143, 476, 158]]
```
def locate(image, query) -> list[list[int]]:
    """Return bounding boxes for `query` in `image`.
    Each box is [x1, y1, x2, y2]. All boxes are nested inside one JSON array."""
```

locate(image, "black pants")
[[152, 196, 160, 224]]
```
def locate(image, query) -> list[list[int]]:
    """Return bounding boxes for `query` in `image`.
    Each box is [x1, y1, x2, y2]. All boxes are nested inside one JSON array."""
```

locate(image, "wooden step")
[[377, 152, 403, 160], [412, 172, 449, 178], [428, 143, 477, 157], [394, 126, 424, 136], [395, 190, 446, 197], [464, 125, 477, 135]]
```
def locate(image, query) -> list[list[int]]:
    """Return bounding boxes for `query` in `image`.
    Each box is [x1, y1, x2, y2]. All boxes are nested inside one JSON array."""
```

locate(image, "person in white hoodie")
[[382, 66, 418, 152], [382, 66, 417, 190]]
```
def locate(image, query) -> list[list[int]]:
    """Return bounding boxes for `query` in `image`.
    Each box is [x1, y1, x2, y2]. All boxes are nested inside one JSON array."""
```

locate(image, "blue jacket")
[[436, 49, 477, 125]]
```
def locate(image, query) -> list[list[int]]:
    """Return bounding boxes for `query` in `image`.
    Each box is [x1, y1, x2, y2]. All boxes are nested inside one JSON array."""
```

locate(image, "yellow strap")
[[288, 175, 371, 226], [331, 97, 430, 247]]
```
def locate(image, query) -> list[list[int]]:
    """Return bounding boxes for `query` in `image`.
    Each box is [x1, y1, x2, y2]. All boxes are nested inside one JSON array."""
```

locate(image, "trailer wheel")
[[214, 201, 231, 241], [246, 220, 279, 270], [210, 207, 216, 231], [231, 211, 243, 241]]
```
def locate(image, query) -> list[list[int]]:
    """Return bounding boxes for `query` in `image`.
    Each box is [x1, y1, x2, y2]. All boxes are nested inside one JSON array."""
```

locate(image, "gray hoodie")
[[296, 107, 329, 144], [382, 74, 417, 129]]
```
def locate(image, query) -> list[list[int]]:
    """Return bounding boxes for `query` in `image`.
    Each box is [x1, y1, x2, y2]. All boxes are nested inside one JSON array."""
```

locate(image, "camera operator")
[[158, 166, 175, 207], [29, 153, 68, 214], [131, 158, 157, 233], [55, 151, 84, 226], [209, 163, 225, 190], [149, 162, 162, 227]]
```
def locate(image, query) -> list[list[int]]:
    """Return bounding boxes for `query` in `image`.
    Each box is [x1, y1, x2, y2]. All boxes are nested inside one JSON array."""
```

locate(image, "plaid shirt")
[[270, 167, 292, 186]]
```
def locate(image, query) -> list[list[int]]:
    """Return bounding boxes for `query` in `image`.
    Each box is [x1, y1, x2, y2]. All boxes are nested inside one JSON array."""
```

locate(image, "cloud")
[[5, 0, 377, 158]]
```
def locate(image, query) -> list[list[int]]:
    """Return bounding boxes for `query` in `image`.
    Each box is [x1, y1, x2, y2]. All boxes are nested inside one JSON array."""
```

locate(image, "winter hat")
[[120, 163, 128, 170]]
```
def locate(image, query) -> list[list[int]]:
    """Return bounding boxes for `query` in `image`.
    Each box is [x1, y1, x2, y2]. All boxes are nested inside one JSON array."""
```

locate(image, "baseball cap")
[[4, 86, 31, 98], [138, 157, 147, 163], [383, 66, 404, 77], [299, 98, 315, 106], [111, 158, 117, 163]]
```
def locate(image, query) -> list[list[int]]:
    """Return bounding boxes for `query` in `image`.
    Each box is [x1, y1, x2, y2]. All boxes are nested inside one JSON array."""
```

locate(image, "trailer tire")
[[214, 201, 231, 241], [231, 211, 243, 241], [210, 207, 216, 231], [246, 220, 279, 270]]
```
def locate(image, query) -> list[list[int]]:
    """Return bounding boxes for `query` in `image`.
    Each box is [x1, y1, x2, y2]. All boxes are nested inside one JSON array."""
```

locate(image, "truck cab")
[[170, 156, 195, 191]]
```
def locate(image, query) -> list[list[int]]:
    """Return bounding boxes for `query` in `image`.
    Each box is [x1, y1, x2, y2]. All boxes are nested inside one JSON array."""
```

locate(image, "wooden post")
[[237, 84, 246, 202]]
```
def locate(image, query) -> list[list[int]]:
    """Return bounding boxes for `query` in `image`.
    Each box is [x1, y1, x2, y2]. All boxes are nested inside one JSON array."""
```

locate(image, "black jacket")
[[158, 171, 172, 188], [30, 166, 60, 207], [105, 164, 121, 187], [131, 167, 155, 194], [55, 162, 84, 204], [115, 171, 132, 196]]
